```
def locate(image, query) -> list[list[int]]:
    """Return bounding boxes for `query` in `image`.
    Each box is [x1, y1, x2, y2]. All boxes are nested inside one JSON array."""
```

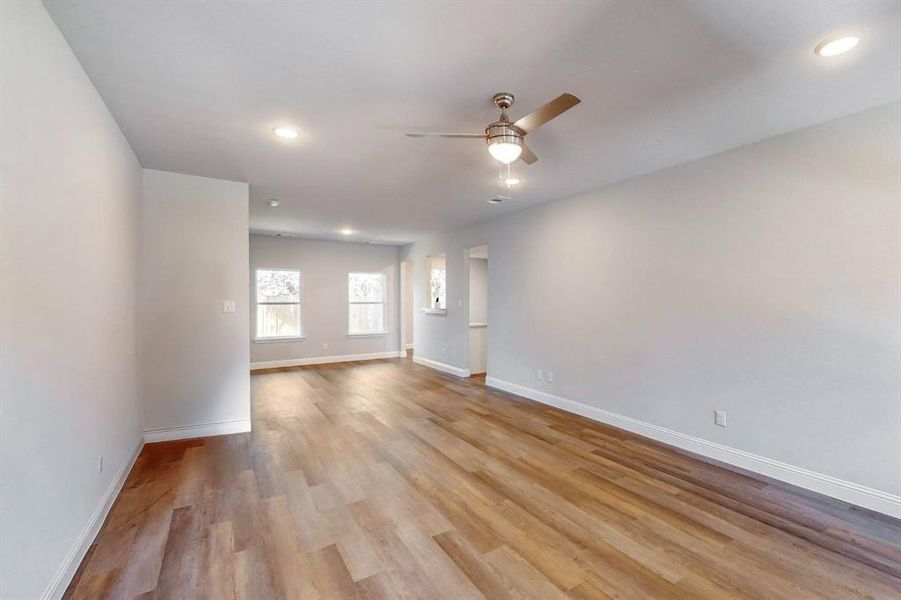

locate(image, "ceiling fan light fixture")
[[488, 141, 522, 164], [486, 118, 524, 164]]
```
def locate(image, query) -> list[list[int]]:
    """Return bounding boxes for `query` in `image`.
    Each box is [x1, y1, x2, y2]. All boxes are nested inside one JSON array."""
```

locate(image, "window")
[[428, 255, 446, 310], [255, 269, 302, 340], [348, 272, 386, 335]]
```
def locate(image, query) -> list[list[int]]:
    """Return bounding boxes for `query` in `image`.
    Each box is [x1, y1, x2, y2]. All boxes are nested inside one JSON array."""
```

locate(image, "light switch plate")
[[222, 300, 236, 313], [715, 410, 727, 427]]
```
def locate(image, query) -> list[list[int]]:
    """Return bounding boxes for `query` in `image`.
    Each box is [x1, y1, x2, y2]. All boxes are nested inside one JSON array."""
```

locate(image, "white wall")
[[469, 327, 488, 375], [468, 256, 488, 374], [140, 170, 250, 436], [468, 257, 488, 325], [402, 102, 901, 515], [402, 260, 414, 347], [250, 235, 401, 367], [0, 2, 143, 597]]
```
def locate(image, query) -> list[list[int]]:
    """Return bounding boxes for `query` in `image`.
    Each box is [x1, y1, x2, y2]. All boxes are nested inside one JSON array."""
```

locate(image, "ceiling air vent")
[[487, 195, 512, 205]]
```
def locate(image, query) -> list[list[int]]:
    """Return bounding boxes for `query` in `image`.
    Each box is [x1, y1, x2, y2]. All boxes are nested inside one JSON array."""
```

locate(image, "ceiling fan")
[[405, 92, 580, 165]]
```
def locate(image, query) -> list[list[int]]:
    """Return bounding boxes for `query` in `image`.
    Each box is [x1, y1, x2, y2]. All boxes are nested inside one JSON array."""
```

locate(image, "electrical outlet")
[[536, 369, 543, 381], [442, 346, 448, 356], [98, 455, 104, 473], [547, 371, 554, 383], [222, 300, 236, 313], [715, 410, 727, 427], [322, 342, 328, 350]]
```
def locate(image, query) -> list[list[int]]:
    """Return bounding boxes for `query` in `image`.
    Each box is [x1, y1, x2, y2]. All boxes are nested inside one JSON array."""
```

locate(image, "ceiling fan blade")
[[519, 144, 538, 165], [513, 93, 581, 134], [404, 132, 485, 139]]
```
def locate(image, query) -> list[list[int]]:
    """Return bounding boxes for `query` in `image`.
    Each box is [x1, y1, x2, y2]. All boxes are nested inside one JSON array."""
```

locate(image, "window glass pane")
[[348, 273, 384, 302], [349, 303, 385, 334], [256, 304, 301, 338], [256, 269, 301, 303], [430, 267, 446, 309]]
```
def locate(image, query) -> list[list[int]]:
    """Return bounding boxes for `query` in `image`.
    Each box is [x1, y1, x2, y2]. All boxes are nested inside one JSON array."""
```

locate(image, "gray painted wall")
[[250, 235, 401, 364], [402, 102, 901, 500], [140, 169, 250, 431], [0, 2, 142, 597]]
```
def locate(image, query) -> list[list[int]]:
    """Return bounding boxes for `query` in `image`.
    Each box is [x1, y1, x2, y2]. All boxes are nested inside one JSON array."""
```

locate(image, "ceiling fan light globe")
[[488, 142, 522, 164]]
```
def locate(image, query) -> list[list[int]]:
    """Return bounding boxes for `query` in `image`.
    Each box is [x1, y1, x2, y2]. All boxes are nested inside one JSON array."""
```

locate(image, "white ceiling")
[[45, 1, 900, 244]]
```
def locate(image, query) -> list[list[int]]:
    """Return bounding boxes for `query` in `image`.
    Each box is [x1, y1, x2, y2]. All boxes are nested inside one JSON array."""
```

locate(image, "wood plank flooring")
[[65, 356, 901, 599]]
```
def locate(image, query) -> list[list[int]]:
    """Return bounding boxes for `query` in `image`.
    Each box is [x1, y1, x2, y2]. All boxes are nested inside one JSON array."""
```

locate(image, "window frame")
[[347, 271, 388, 337], [254, 267, 304, 342]]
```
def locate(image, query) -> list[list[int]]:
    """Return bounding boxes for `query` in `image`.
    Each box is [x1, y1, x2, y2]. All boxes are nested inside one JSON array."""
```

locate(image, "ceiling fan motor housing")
[[485, 122, 524, 150], [487, 92, 524, 151]]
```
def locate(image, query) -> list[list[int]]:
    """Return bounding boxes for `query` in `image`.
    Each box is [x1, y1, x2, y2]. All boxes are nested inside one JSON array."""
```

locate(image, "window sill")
[[347, 332, 389, 338], [254, 336, 305, 343], [422, 308, 447, 315]]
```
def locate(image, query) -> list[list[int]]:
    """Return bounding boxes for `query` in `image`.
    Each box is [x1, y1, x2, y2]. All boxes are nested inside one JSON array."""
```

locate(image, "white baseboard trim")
[[143, 419, 252, 443], [412, 355, 471, 378], [485, 376, 901, 518], [250, 350, 403, 371], [42, 438, 144, 600]]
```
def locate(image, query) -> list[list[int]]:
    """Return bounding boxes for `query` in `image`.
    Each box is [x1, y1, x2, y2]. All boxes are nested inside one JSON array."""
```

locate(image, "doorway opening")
[[401, 259, 414, 357], [467, 245, 488, 376]]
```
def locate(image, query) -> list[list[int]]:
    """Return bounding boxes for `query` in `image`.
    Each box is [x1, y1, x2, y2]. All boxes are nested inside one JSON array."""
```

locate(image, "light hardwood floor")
[[66, 356, 901, 599]]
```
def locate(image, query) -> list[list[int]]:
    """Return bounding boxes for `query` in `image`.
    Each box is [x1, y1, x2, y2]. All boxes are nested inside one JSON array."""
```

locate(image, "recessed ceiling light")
[[340, 228, 354, 235], [273, 127, 299, 139], [268, 199, 280, 208], [504, 177, 520, 186], [815, 36, 859, 57]]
